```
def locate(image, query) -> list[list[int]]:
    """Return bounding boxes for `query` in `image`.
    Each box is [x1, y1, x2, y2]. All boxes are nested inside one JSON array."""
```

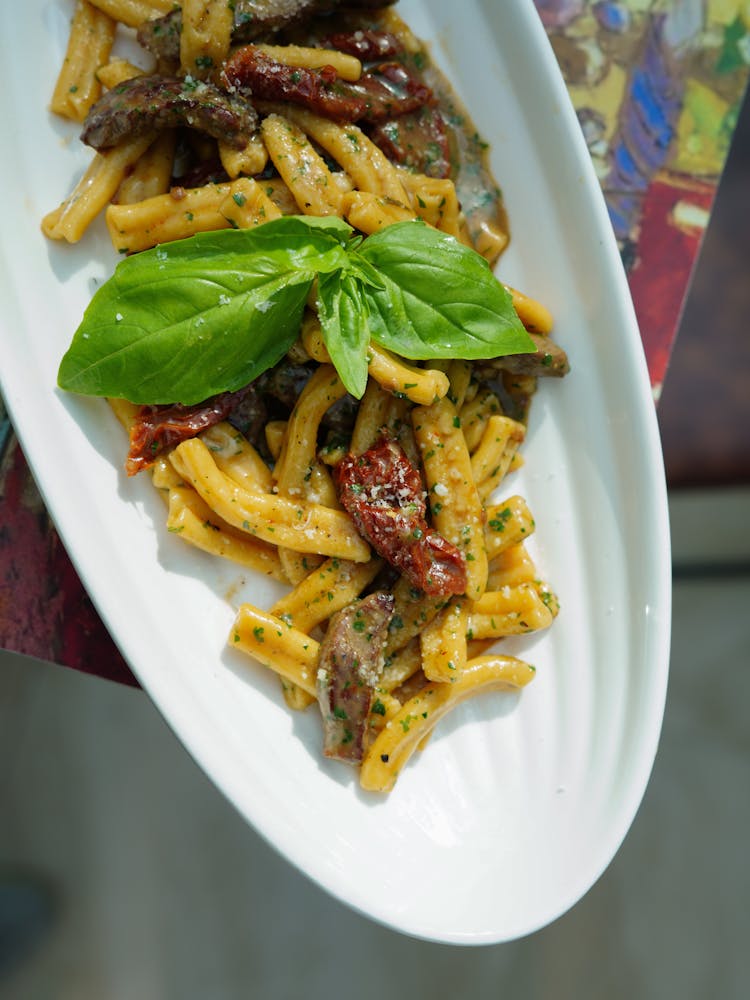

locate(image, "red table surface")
[[2, 3, 749, 684]]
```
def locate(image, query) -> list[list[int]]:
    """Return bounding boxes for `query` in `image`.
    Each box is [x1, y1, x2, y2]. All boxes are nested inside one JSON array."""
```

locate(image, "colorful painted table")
[[2, 0, 749, 684]]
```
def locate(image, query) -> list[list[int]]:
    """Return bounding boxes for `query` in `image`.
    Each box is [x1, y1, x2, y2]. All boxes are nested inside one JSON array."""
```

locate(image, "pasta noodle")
[[505, 284, 555, 335], [380, 639, 422, 693], [179, 0, 233, 79], [397, 171, 465, 241], [116, 131, 175, 204], [43, 134, 156, 243], [340, 191, 417, 235], [467, 585, 554, 640], [218, 134, 269, 180], [360, 655, 537, 793], [169, 438, 371, 562], [383, 576, 448, 661], [200, 423, 274, 493], [253, 44, 362, 82], [106, 180, 233, 252], [50, 0, 116, 122], [486, 543, 537, 590], [231, 605, 320, 697], [367, 346, 449, 406], [44, 0, 565, 792], [95, 58, 143, 90], [270, 356, 369, 711], [420, 598, 469, 683], [412, 396, 489, 600], [271, 558, 384, 634], [296, 320, 450, 407], [86, 0, 173, 29], [166, 485, 287, 580], [471, 415, 526, 501], [261, 114, 346, 218], [483, 495, 536, 559], [267, 106, 412, 206], [217, 179, 282, 230]]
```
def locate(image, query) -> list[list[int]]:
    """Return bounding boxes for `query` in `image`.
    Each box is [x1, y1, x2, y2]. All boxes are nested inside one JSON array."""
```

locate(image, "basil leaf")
[[317, 271, 370, 399], [58, 220, 352, 404], [358, 220, 535, 360], [57, 215, 537, 411], [342, 253, 386, 292]]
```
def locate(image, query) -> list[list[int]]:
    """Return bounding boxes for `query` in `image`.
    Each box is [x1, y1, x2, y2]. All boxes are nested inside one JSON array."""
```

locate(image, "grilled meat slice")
[[257, 361, 316, 412], [232, 0, 399, 41], [474, 335, 570, 380], [232, 0, 337, 41], [316, 592, 394, 763], [81, 75, 258, 151], [136, 11, 181, 70]]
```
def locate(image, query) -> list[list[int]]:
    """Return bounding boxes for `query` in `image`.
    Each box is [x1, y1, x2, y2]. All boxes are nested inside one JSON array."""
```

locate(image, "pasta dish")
[[43, 0, 569, 792]]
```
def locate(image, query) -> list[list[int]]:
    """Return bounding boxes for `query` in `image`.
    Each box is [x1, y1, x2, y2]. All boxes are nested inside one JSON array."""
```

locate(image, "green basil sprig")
[[58, 216, 534, 404]]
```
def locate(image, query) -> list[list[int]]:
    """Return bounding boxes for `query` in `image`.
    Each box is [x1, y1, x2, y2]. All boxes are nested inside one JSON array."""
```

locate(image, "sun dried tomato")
[[323, 30, 403, 62], [126, 385, 255, 476], [335, 438, 466, 597], [220, 46, 368, 120], [353, 62, 434, 122]]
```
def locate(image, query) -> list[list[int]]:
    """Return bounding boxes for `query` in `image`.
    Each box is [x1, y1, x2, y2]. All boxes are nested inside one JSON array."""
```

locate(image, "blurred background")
[[2, 14, 750, 1000]]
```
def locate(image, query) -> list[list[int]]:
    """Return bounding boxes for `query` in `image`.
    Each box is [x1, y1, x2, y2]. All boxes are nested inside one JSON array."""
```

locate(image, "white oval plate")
[[0, 0, 671, 943]]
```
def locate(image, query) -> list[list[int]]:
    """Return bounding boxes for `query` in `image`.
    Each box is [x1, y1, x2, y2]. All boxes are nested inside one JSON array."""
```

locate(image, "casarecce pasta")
[[45, 0, 569, 791]]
